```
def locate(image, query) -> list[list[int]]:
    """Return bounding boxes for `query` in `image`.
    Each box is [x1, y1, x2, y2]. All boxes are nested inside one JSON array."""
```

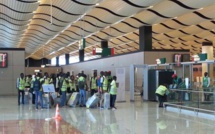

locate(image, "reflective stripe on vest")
[[61, 80, 67, 91], [19, 78, 25, 90], [102, 77, 108, 90], [91, 77, 97, 89], [155, 85, 167, 96], [69, 80, 76, 89]]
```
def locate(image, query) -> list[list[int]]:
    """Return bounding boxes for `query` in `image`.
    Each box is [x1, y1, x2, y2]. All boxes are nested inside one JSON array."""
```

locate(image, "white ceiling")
[[1, 0, 215, 60]]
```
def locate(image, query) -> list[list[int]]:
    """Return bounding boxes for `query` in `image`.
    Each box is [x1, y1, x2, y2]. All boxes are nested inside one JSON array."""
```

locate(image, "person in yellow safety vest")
[[30, 75, 36, 104], [110, 76, 117, 110], [33, 74, 43, 110], [90, 72, 98, 96], [17, 73, 25, 105], [60, 74, 68, 107], [155, 84, 169, 107], [25, 75, 31, 89], [69, 75, 76, 94], [78, 73, 86, 107], [100, 71, 108, 109], [102, 72, 108, 93], [66, 72, 71, 93], [107, 71, 112, 91]]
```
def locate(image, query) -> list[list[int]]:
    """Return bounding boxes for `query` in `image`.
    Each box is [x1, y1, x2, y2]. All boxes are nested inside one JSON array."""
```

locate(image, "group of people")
[[155, 72, 210, 107], [17, 70, 118, 110]]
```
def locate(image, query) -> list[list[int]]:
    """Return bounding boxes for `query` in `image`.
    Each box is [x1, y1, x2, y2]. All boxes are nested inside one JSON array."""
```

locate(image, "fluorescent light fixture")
[[41, 65, 45, 68], [49, 51, 56, 55], [52, 34, 59, 39], [45, 39, 52, 44], [58, 47, 65, 51]]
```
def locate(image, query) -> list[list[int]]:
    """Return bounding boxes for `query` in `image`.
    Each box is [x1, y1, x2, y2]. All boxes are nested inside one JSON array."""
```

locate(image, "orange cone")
[[53, 104, 62, 120], [55, 118, 60, 132]]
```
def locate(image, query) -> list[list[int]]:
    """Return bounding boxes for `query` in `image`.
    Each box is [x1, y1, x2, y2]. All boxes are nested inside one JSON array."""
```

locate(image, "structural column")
[[101, 40, 108, 48], [202, 42, 213, 79], [79, 49, 84, 62], [56, 56, 59, 66], [101, 40, 108, 57], [139, 26, 152, 51], [65, 54, 69, 65]]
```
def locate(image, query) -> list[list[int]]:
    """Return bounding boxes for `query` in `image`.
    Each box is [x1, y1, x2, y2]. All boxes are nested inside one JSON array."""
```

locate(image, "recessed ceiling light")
[[95, 3, 99, 6]]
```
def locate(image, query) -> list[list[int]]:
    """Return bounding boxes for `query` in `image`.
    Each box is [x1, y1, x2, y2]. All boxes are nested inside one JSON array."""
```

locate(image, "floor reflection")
[[0, 119, 82, 134]]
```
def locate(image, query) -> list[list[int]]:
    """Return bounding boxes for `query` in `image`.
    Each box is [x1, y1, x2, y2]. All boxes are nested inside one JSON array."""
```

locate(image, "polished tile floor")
[[0, 96, 215, 134]]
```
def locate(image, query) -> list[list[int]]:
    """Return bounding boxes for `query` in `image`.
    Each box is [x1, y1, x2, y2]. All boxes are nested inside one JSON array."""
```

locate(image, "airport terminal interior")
[[0, 0, 215, 133]]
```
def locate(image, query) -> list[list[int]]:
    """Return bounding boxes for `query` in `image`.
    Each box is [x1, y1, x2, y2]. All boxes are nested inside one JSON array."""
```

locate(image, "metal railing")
[[164, 88, 215, 114]]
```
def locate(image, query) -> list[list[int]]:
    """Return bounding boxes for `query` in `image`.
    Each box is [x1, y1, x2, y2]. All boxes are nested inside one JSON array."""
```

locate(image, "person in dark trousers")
[[110, 76, 117, 110], [155, 84, 168, 107], [30, 74, 36, 104], [17, 73, 25, 105], [60, 74, 68, 107], [107, 71, 112, 92], [69, 75, 76, 94], [90, 72, 98, 96], [66, 72, 71, 93], [202, 72, 210, 101], [33, 74, 43, 110]]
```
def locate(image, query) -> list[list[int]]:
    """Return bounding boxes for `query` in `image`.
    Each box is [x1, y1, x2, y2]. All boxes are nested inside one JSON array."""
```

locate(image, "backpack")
[[78, 80, 85, 89], [33, 79, 41, 91]]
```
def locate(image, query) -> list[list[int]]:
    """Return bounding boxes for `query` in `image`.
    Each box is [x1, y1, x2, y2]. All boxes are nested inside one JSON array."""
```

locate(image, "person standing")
[[30, 75, 36, 104], [33, 75, 43, 110], [17, 73, 25, 105], [60, 74, 68, 107], [155, 84, 168, 107], [202, 72, 210, 101], [110, 76, 117, 110], [90, 73, 98, 96], [172, 74, 182, 87], [102, 72, 108, 92], [69, 75, 76, 94], [78, 73, 86, 107], [66, 72, 71, 93], [107, 71, 112, 92]]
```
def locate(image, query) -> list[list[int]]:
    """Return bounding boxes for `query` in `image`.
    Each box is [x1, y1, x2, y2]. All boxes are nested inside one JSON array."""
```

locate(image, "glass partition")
[[165, 87, 215, 113]]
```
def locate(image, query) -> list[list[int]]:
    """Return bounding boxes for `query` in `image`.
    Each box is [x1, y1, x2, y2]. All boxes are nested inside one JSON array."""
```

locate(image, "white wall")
[[63, 52, 144, 89], [62, 51, 189, 90], [0, 50, 25, 95], [144, 51, 190, 78], [25, 67, 62, 75]]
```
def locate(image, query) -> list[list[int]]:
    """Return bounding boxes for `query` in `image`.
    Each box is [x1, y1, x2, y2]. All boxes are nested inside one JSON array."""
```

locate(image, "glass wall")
[[59, 55, 65, 65], [51, 57, 56, 66]]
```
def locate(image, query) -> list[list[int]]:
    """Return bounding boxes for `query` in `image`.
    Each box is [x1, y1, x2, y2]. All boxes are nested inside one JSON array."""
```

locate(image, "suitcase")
[[42, 94, 51, 108], [86, 94, 99, 108], [66, 93, 72, 104], [67, 92, 80, 107], [103, 93, 110, 109]]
